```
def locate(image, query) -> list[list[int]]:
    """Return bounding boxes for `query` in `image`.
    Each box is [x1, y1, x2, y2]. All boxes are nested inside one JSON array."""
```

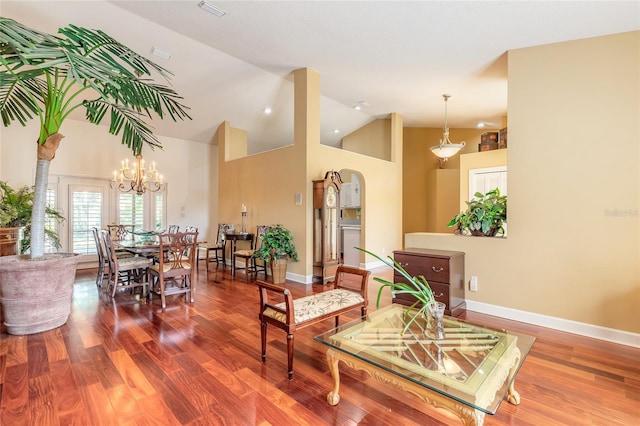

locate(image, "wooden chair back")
[[150, 230, 199, 308], [92, 227, 106, 287], [107, 224, 134, 241]]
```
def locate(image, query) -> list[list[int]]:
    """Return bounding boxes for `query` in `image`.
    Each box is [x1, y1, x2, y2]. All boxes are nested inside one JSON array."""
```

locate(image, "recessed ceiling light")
[[263, 107, 272, 114], [354, 100, 369, 110], [477, 122, 485, 128], [150, 47, 171, 59], [198, 1, 226, 17], [333, 129, 340, 134]]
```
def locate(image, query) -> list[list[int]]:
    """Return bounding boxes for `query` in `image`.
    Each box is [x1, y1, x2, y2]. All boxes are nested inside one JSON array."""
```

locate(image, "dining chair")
[[149, 230, 198, 309], [168, 225, 179, 233], [107, 224, 134, 241], [92, 227, 107, 288], [197, 223, 231, 273], [102, 231, 152, 298], [232, 225, 269, 282], [107, 224, 135, 257]]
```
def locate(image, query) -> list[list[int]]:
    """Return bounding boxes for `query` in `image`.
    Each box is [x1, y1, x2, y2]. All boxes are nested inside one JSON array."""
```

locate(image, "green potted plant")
[[0, 18, 190, 334], [255, 224, 299, 284], [447, 188, 507, 237], [0, 181, 64, 255], [357, 247, 442, 336]]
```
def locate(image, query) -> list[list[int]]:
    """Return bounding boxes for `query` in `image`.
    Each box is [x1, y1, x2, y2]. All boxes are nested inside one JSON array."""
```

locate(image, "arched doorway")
[[339, 169, 364, 267]]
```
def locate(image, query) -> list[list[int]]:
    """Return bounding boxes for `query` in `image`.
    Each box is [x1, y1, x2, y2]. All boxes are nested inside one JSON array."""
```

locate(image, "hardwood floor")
[[1, 263, 639, 425]]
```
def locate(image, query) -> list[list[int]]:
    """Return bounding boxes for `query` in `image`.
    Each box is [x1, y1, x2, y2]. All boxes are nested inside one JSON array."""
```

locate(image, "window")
[[155, 193, 165, 231], [116, 190, 166, 232], [118, 193, 144, 228], [70, 185, 105, 256], [50, 175, 167, 256], [469, 166, 507, 199], [44, 186, 60, 253]]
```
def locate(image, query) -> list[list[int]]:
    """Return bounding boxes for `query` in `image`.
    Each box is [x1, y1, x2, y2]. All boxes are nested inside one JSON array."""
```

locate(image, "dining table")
[[116, 239, 163, 256], [116, 229, 165, 257]]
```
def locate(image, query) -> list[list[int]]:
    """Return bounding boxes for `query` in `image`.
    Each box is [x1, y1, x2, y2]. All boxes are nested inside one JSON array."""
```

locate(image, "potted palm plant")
[[254, 224, 299, 284], [0, 18, 190, 334], [0, 181, 64, 256], [447, 188, 507, 236]]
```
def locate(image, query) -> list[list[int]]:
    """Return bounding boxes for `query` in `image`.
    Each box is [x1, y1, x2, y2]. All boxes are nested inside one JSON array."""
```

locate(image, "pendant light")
[[430, 94, 466, 160]]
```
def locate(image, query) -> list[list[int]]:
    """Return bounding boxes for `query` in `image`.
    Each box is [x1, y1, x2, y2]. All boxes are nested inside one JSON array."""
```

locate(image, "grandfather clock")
[[313, 170, 343, 284]]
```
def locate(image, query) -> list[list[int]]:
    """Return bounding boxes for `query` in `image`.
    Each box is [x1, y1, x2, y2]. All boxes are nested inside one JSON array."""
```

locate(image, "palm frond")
[[83, 99, 162, 154], [0, 17, 190, 151]]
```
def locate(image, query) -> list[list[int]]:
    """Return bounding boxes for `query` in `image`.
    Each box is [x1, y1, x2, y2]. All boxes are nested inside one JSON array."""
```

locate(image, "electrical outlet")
[[470, 276, 478, 292]]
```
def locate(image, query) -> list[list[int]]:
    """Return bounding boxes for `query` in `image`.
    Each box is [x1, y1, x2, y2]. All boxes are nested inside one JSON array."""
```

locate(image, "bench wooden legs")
[[261, 320, 267, 363], [286, 333, 294, 380], [260, 320, 295, 381]]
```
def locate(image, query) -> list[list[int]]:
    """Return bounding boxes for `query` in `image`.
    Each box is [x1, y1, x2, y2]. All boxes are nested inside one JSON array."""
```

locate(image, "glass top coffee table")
[[314, 304, 535, 426]]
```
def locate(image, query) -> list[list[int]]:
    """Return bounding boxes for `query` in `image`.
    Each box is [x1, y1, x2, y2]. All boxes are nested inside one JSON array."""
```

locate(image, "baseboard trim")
[[466, 300, 640, 348]]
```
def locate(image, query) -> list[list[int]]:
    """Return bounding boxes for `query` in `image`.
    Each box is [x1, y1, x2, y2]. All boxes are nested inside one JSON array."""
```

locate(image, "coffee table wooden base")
[[325, 347, 521, 426]]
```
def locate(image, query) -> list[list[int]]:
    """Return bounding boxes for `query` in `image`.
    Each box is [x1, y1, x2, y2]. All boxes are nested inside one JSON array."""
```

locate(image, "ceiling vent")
[[198, 1, 226, 17]]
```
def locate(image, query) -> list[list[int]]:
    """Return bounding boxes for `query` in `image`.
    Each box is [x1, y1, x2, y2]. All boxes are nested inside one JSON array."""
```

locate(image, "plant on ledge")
[[356, 247, 435, 334], [447, 188, 507, 237]]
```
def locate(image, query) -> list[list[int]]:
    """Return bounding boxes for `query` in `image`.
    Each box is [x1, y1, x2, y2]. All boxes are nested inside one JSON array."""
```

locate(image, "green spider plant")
[[356, 247, 435, 334], [0, 17, 191, 259]]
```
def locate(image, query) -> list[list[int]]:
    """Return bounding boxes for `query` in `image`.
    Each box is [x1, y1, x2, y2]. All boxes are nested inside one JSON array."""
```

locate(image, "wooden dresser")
[[392, 248, 466, 316]]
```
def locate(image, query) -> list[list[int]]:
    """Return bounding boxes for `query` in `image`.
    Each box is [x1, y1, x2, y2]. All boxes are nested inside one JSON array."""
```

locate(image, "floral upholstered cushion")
[[264, 289, 364, 324]]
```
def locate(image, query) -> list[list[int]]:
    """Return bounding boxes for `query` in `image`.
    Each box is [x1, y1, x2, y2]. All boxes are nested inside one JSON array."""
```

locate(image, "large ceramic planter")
[[0, 253, 81, 335]]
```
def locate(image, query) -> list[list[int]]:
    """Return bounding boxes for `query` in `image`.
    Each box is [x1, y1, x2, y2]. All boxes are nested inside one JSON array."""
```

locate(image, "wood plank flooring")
[[1, 263, 639, 425]]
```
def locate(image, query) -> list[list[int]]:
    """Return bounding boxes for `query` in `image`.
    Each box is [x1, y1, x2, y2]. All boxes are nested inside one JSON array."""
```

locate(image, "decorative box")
[[499, 127, 508, 148], [481, 132, 499, 143]]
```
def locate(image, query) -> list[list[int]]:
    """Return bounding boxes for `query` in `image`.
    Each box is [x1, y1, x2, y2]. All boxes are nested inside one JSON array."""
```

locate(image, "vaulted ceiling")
[[3, 1, 639, 153]]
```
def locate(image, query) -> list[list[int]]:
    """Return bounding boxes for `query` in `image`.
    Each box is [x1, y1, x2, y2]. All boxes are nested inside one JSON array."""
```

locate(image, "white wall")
[[0, 119, 213, 241]]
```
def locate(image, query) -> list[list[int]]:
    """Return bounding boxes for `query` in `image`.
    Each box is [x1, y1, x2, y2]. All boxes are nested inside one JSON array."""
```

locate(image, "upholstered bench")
[[256, 265, 370, 380]]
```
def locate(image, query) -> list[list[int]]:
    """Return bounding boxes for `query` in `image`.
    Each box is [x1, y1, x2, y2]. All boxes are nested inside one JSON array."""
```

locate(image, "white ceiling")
[[2, 1, 639, 153]]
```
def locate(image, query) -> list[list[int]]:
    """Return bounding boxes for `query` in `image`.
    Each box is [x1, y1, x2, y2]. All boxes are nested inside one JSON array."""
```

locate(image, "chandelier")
[[430, 94, 466, 161], [111, 155, 165, 195]]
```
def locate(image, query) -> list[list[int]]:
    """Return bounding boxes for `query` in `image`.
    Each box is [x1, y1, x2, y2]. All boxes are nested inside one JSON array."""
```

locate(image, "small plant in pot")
[[357, 247, 444, 338], [255, 224, 299, 284], [447, 188, 507, 237], [0, 181, 64, 255]]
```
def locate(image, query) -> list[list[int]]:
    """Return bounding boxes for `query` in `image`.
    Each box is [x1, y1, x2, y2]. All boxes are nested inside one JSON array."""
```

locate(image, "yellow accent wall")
[[402, 127, 501, 234], [408, 31, 640, 333], [342, 118, 392, 160], [217, 68, 404, 280]]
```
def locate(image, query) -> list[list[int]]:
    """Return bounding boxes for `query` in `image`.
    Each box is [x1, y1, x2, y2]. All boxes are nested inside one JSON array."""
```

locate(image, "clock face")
[[326, 186, 337, 207]]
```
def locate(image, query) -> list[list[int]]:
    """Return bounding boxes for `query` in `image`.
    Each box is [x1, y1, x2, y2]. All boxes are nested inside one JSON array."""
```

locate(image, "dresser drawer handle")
[[400, 262, 409, 268], [434, 292, 444, 298], [432, 266, 444, 273]]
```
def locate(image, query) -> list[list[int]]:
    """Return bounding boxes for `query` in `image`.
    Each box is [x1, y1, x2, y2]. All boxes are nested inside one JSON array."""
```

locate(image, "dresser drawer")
[[393, 248, 466, 317], [392, 280, 450, 308], [394, 253, 451, 284]]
